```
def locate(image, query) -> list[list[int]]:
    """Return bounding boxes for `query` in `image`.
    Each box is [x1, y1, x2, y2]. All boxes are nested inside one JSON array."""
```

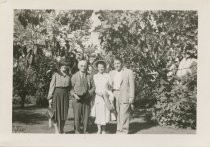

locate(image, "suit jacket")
[[109, 68, 135, 103], [70, 71, 95, 99]]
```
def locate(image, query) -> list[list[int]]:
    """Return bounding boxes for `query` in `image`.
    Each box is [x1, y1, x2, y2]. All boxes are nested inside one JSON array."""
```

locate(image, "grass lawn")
[[12, 101, 196, 134]]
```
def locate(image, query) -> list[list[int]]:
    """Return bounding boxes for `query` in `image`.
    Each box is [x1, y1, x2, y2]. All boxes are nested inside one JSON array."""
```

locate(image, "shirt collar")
[[58, 71, 67, 77], [115, 67, 126, 72], [79, 71, 86, 77], [115, 68, 123, 73]]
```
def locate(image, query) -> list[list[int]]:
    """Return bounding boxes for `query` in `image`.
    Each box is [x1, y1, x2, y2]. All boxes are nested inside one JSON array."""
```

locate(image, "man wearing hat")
[[70, 60, 95, 134]]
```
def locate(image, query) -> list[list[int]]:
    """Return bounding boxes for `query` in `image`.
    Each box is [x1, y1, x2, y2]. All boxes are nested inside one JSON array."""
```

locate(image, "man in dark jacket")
[[70, 60, 95, 134]]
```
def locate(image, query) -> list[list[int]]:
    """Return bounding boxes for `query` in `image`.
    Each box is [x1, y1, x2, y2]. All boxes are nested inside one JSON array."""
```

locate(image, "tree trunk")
[[19, 92, 27, 108]]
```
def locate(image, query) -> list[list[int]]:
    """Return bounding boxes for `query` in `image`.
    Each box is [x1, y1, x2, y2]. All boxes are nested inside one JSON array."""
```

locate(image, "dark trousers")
[[72, 98, 90, 133], [56, 120, 65, 133]]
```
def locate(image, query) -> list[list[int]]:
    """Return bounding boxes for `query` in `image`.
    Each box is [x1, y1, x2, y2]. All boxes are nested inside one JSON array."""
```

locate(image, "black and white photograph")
[[12, 9, 197, 134], [2, 0, 210, 146]]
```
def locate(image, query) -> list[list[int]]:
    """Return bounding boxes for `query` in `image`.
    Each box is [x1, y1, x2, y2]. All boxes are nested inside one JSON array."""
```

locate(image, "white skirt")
[[91, 94, 116, 125], [95, 95, 110, 125]]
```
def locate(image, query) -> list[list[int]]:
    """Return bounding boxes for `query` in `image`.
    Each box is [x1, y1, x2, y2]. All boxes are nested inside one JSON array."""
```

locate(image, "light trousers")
[[114, 91, 130, 134]]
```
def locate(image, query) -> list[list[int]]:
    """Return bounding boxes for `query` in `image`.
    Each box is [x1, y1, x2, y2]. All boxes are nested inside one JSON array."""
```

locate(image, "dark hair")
[[58, 62, 69, 68], [96, 61, 106, 68], [114, 56, 123, 63]]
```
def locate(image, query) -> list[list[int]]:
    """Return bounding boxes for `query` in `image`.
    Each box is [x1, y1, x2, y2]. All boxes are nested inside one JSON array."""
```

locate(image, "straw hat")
[[93, 60, 107, 69]]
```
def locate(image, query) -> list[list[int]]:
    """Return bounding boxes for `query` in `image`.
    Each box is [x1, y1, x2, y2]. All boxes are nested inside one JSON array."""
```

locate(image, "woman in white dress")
[[91, 60, 116, 134]]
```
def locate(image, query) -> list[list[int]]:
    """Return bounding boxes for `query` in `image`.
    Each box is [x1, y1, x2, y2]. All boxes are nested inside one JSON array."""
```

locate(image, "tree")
[[13, 10, 94, 107], [95, 10, 197, 128]]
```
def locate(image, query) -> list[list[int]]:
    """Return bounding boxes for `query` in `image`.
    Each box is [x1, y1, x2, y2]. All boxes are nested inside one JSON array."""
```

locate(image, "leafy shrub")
[[13, 10, 94, 107], [35, 91, 49, 107], [13, 95, 34, 105], [150, 68, 196, 129], [13, 96, 22, 105], [96, 10, 197, 129]]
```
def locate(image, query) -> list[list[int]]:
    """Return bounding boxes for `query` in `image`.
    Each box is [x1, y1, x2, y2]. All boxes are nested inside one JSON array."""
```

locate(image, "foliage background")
[[13, 10, 197, 129]]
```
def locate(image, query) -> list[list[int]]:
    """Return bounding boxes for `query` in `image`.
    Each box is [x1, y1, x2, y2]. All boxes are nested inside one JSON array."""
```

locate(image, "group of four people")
[[47, 57, 135, 134]]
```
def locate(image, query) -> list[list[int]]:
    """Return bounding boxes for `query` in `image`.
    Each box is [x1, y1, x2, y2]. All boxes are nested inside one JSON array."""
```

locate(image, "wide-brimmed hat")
[[93, 60, 107, 69]]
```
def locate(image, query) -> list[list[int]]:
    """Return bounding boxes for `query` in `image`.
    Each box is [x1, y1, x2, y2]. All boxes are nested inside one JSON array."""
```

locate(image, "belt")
[[113, 89, 120, 91], [55, 86, 69, 89]]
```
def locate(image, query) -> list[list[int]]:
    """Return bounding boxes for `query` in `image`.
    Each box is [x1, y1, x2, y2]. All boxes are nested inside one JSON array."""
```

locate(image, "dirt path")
[[12, 103, 195, 134]]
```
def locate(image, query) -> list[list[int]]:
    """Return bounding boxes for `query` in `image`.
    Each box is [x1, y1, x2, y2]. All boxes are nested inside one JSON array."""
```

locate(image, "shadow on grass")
[[12, 111, 48, 124], [129, 121, 157, 134], [65, 130, 75, 134], [65, 123, 98, 134], [65, 122, 116, 134], [13, 104, 47, 110], [12, 105, 48, 125], [105, 121, 156, 134], [68, 108, 157, 134], [87, 121, 156, 134], [12, 105, 157, 134]]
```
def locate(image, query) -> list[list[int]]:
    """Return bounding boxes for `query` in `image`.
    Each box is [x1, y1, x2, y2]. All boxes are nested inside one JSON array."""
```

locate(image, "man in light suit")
[[70, 60, 95, 134], [109, 57, 135, 134]]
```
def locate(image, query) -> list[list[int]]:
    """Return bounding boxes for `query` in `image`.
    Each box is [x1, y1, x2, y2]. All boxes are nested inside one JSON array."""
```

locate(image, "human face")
[[98, 64, 105, 74], [60, 65, 67, 73], [78, 61, 87, 73], [114, 60, 122, 71]]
